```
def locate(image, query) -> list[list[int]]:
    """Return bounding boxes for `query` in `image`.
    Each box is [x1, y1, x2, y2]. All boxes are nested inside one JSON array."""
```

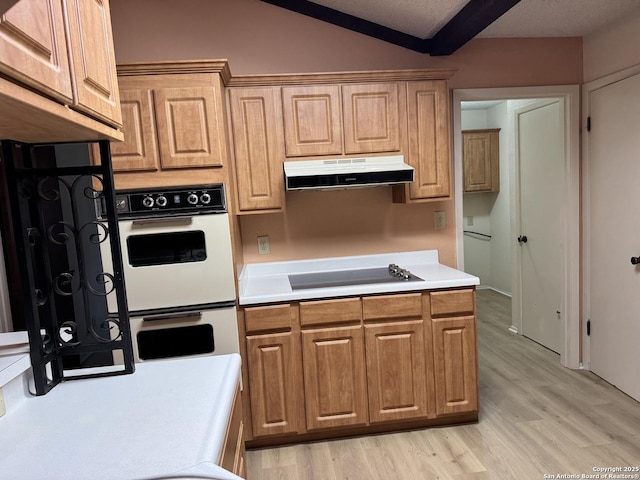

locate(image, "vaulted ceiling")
[[262, 0, 640, 55]]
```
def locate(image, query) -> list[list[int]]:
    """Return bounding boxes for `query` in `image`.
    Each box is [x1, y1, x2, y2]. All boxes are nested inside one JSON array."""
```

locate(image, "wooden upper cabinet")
[[110, 89, 158, 172], [65, 0, 121, 127], [463, 129, 500, 193], [282, 84, 342, 157], [342, 83, 400, 154], [0, 0, 73, 102], [154, 86, 224, 169], [229, 86, 285, 212], [402, 80, 451, 201]]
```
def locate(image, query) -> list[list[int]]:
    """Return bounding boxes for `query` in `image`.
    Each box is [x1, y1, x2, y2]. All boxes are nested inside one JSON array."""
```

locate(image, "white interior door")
[[517, 100, 564, 354], [588, 72, 640, 402]]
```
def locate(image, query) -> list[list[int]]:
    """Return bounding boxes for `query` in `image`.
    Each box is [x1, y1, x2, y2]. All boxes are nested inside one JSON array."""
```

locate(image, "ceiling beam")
[[261, 0, 429, 53], [430, 0, 522, 56], [261, 0, 521, 56]]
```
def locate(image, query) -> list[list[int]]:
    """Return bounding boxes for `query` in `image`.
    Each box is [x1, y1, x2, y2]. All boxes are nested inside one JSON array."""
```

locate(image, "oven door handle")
[[131, 216, 194, 227], [142, 311, 202, 322]]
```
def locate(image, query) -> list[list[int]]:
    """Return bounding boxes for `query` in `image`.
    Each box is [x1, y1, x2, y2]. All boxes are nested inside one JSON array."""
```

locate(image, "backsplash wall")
[[238, 188, 456, 266]]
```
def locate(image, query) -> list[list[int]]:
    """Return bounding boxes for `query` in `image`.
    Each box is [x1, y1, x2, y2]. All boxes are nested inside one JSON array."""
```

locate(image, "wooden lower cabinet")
[[246, 331, 301, 437], [219, 383, 246, 477], [243, 288, 478, 446], [432, 315, 478, 416], [364, 320, 429, 423], [301, 325, 368, 430]]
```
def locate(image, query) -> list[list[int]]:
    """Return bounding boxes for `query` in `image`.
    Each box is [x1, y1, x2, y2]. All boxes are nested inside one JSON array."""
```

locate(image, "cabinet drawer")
[[300, 298, 362, 326], [245, 304, 292, 333], [363, 293, 423, 321], [430, 289, 475, 317]]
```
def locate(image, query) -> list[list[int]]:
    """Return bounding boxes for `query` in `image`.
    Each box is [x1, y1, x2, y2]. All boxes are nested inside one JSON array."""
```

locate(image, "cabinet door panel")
[[229, 87, 284, 211], [365, 321, 428, 423], [0, 0, 72, 102], [463, 129, 500, 192], [342, 83, 400, 154], [65, 0, 121, 126], [154, 86, 224, 169], [302, 326, 368, 430], [282, 85, 342, 157], [406, 81, 450, 199], [246, 332, 300, 437], [110, 89, 158, 172], [432, 315, 478, 416]]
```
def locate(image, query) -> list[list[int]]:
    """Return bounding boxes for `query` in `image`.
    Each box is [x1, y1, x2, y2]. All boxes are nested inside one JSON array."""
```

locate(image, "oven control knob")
[[142, 196, 154, 208], [155, 195, 168, 207], [200, 192, 211, 204], [187, 193, 199, 205]]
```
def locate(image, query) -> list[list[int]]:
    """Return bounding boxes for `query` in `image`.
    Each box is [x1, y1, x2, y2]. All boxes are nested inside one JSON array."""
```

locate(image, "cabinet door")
[[154, 86, 225, 169], [342, 83, 400, 154], [365, 320, 428, 423], [463, 129, 500, 192], [282, 85, 342, 157], [65, 0, 122, 127], [302, 325, 368, 430], [229, 87, 285, 212], [406, 81, 451, 199], [432, 315, 478, 416], [110, 89, 159, 172], [246, 331, 301, 438], [0, 0, 73, 102]]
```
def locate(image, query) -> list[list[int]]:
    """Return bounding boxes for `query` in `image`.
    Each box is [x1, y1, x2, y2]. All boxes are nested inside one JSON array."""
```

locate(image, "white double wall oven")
[[101, 184, 239, 362]]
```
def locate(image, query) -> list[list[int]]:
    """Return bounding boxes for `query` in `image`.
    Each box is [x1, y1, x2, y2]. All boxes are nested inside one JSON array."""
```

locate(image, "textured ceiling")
[[310, 0, 640, 39]]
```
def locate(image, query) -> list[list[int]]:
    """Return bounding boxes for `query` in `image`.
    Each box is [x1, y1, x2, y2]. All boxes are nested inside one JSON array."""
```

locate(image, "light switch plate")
[[0, 387, 6, 418]]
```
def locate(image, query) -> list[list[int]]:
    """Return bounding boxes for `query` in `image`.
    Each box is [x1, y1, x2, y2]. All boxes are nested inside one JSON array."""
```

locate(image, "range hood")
[[284, 155, 414, 191]]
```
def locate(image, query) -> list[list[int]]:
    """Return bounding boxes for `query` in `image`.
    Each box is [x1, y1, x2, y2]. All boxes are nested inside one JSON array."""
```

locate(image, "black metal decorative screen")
[[0, 140, 134, 395]]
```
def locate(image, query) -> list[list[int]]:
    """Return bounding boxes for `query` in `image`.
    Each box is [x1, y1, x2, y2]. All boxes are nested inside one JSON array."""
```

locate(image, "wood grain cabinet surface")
[[111, 61, 230, 189], [463, 128, 501, 193], [0, 0, 123, 142], [219, 383, 246, 478], [241, 287, 478, 447], [228, 86, 285, 213]]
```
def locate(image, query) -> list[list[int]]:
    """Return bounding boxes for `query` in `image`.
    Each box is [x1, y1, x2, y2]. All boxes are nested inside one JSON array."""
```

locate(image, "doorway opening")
[[453, 86, 581, 369]]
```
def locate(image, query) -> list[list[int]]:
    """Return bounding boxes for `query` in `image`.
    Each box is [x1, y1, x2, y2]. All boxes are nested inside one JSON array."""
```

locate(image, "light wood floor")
[[245, 289, 640, 479]]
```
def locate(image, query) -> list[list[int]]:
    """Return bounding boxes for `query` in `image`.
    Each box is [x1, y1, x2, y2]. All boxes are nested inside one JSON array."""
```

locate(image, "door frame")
[[581, 63, 640, 370], [452, 85, 581, 369]]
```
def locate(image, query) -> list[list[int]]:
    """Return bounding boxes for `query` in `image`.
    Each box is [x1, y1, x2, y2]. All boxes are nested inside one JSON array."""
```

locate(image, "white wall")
[[462, 103, 511, 294]]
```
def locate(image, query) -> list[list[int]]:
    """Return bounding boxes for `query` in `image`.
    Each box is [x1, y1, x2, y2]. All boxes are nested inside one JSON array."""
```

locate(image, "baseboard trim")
[[477, 285, 512, 298]]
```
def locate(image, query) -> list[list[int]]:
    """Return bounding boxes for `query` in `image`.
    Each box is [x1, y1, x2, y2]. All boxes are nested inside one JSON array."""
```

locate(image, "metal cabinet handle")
[[631, 257, 640, 265], [517, 235, 528, 244]]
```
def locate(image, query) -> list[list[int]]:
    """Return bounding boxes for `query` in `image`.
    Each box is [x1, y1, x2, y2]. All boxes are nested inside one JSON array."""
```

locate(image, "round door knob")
[[517, 235, 528, 244], [631, 257, 640, 265]]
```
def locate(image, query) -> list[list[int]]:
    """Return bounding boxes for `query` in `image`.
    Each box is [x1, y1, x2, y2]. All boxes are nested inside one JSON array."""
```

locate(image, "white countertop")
[[238, 250, 479, 305], [0, 354, 243, 480]]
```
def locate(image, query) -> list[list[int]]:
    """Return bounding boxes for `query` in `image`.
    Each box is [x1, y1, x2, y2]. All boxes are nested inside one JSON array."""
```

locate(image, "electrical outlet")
[[467, 215, 474, 226], [434, 211, 447, 230], [257, 235, 270, 255], [0, 387, 6, 418]]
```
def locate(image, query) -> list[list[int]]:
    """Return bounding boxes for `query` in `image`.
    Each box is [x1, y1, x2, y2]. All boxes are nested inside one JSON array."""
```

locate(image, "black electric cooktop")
[[288, 266, 423, 290]]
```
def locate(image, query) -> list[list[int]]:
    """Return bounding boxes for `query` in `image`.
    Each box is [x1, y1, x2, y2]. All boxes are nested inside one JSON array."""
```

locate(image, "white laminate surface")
[[0, 354, 243, 480], [238, 250, 479, 305]]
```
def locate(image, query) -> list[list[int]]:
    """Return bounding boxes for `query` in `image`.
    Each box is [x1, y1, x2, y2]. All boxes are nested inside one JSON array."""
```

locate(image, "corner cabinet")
[[0, 0, 122, 142], [227, 69, 455, 213], [109, 61, 231, 189], [463, 128, 500, 193], [241, 287, 478, 447]]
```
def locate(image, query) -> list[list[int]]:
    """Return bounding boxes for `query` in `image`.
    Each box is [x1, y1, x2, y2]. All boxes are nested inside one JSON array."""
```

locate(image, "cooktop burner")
[[288, 264, 423, 290]]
